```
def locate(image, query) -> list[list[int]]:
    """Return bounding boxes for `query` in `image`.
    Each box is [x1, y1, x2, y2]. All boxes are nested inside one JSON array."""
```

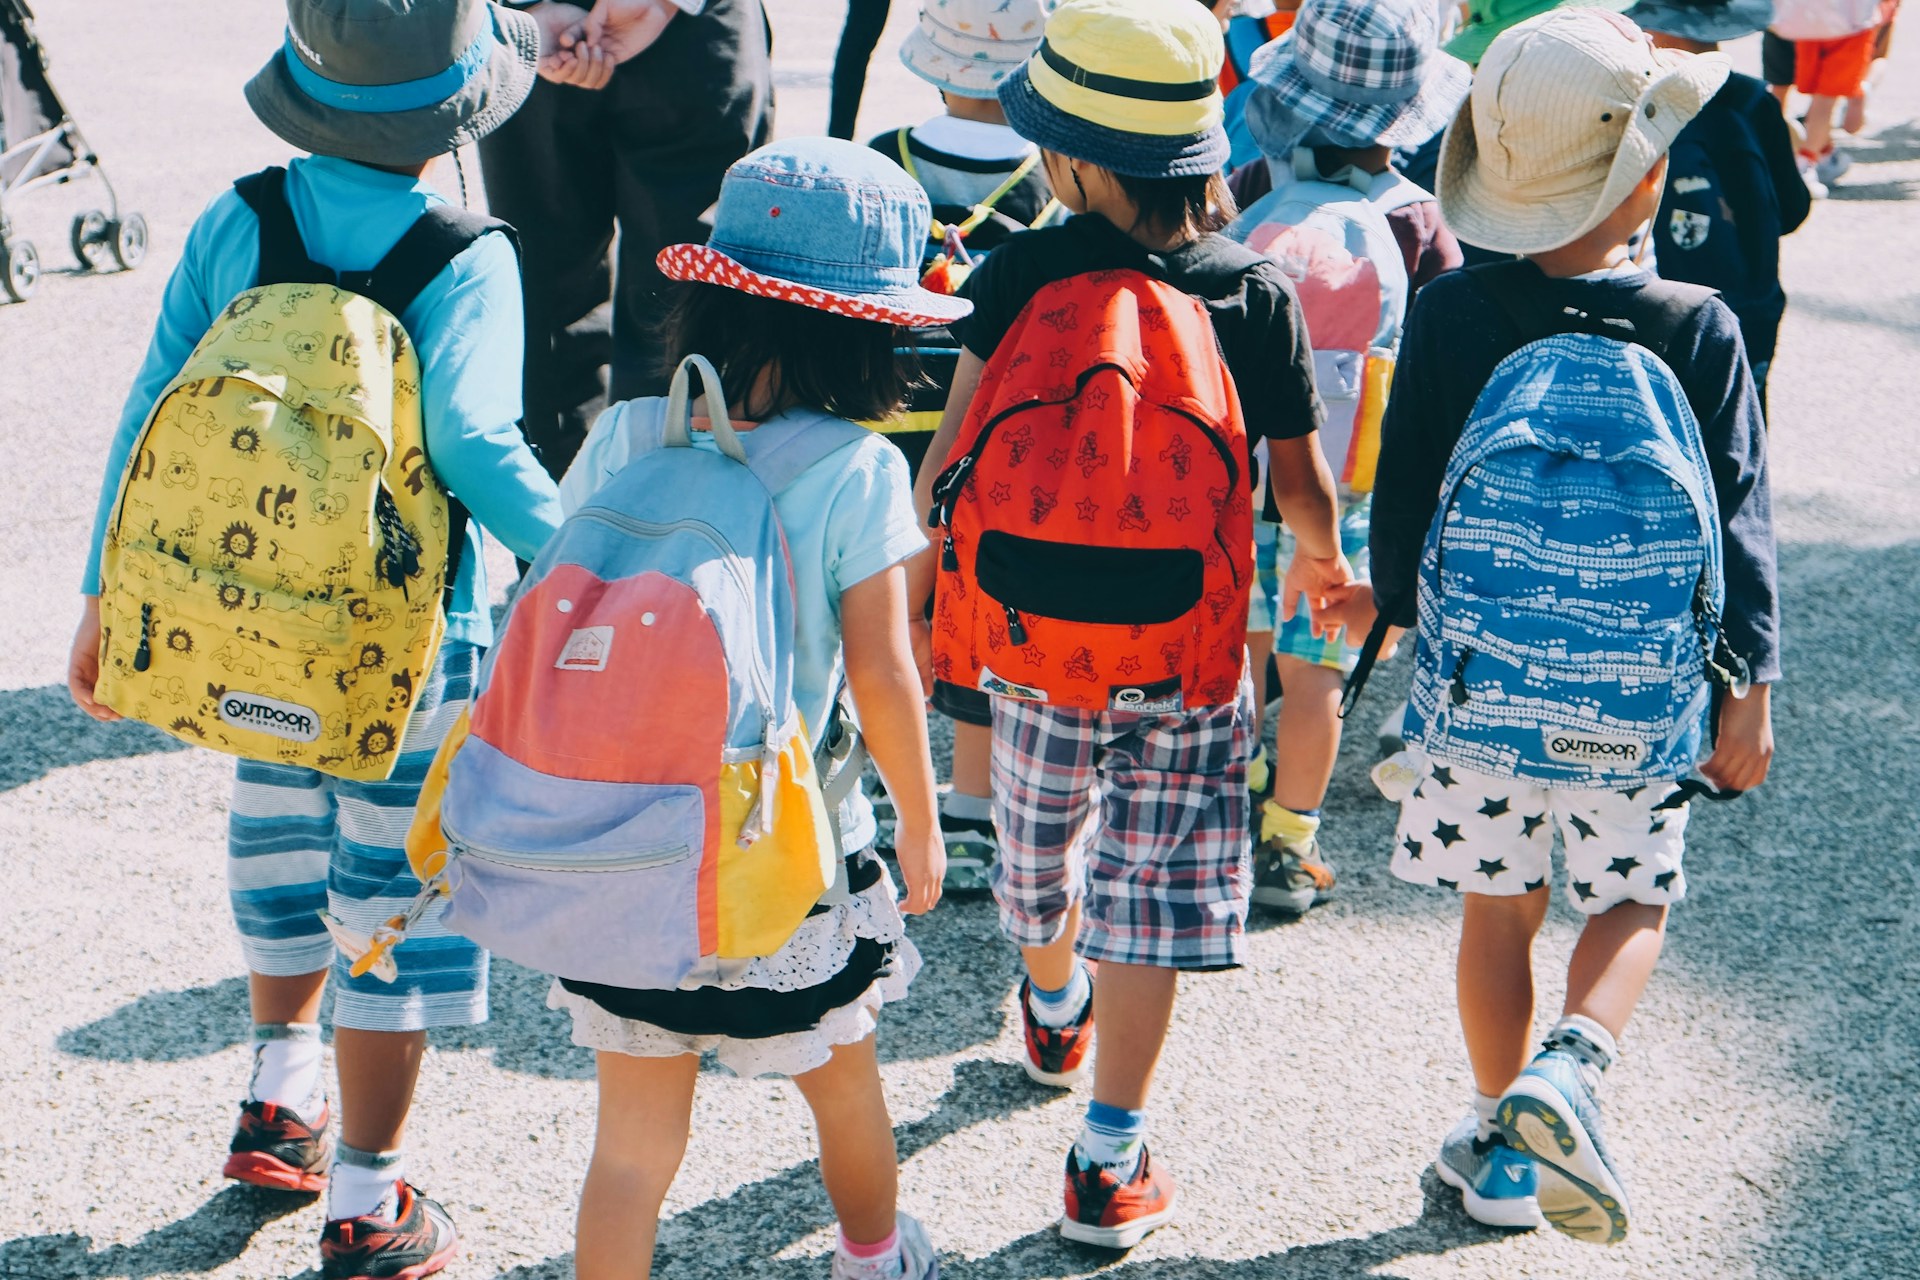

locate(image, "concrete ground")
[[2, 3, 1917, 1278]]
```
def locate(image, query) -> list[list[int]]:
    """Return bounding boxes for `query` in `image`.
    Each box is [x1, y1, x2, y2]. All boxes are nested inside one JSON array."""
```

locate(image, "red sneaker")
[[1061, 1145, 1177, 1249], [1019, 976, 1093, 1087], [223, 1099, 331, 1193], [320, 1182, 459, 1280]]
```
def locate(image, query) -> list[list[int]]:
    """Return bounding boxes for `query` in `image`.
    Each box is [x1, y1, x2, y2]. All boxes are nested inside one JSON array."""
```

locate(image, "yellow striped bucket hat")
[[997, 0, 1229, 177]]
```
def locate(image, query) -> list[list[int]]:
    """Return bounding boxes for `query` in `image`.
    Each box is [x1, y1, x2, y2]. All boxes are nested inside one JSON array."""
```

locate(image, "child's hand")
[[584, 0, 677, 65], [1315, 582, 1379, 648], [891, 823, 946, 916], [1700, 684, 1773, 793], [1280, 550, 1358, 638], [66, 597, 119, 723]]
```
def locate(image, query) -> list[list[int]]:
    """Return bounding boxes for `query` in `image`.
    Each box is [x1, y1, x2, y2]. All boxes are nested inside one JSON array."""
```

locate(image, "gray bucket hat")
[[1627, 0, 1774, 42], [246, 0, 540, 168]]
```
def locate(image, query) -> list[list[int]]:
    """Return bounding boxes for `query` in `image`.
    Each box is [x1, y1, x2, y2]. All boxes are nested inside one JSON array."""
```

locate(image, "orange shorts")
[[1795, 26, 1878, 96]]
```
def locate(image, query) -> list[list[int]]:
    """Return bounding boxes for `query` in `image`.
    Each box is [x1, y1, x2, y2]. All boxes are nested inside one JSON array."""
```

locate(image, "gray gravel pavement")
[[2, 4, 1918, 1278]]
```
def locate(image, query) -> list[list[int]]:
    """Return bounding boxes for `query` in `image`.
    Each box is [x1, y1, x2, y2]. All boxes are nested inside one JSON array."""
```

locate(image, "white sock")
[[1473, 1091, 1501, 1142], [833, 1225, 904, 1280], [1075, 1100, 1147, 1180], [248, 1023, 324, 1111], [328, 1144, 402, 1221], [1027, 962, 1092, 1029], [941, 790, 991, 824], [1548, 1014, 1618, 1073]]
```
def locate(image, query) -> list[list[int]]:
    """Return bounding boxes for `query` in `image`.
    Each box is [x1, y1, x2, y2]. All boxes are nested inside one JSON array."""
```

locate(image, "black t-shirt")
[[1370, 264, 1781, 685], [950, 213, 1326, 464]]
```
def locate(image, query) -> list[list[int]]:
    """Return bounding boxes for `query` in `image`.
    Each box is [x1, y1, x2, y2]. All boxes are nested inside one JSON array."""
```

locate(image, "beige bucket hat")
[[1437, 8, 1729, 255]]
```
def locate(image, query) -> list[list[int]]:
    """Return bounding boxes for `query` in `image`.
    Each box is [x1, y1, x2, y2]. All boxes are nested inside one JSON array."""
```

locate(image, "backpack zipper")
[[132, 602, 154, 672], [1003, 605, 1029, 647], [1448, 649, 1472, 706], [442, 827, 695, 874]]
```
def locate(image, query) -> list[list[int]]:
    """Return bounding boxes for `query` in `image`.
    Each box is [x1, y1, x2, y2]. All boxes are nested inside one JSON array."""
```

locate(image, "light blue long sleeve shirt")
[[83, 155, 562, 648]]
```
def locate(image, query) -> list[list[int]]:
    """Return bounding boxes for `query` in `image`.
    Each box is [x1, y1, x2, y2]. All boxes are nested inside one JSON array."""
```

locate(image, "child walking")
[[914, 0, 1343, 1248], [1225, 0, 1469, 914], [1368, 9, 1779, 1241], [871, 0, 1056, 893], [66, 3, 560, 1277], [549, 139, 953, 1280]]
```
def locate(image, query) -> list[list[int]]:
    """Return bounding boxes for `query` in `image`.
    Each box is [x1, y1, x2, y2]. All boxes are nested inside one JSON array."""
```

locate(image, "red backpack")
[[929, 269, 1252, 713]]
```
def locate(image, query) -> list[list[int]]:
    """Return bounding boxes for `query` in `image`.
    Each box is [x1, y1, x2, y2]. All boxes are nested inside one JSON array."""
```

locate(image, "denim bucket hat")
[[1627, 0, 1773, 41], [657, 138, 974, 328], [246, 0, 539, 167], [996, 0, 1228, 178], [1245, 0, 1471, 156]]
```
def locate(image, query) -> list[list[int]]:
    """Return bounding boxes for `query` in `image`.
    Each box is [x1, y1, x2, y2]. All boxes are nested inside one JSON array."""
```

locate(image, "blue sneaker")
[[1496, 1048, 1630, 1245], [1435, 1115, 1543, 1230]]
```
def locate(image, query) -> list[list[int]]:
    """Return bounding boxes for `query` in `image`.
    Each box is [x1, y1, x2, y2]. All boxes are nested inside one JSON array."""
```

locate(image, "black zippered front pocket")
[[976, 531, 1204, 626]]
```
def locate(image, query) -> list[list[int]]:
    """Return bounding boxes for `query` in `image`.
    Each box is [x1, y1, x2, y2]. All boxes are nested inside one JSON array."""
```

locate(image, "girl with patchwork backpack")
[[406, 139, 954, 1280]]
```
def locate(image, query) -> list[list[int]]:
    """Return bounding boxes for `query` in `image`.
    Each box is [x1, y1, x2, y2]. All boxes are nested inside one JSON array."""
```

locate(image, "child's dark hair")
[[656, 283, 917, 422], [1114, 170, 1237, 238]]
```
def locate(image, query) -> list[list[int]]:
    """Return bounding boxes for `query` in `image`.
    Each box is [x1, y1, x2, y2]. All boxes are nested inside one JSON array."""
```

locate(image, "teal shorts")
[[1248, 495, 1372, 673]]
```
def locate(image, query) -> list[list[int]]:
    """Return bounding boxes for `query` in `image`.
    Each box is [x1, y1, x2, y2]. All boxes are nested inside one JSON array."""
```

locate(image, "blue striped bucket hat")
[[1245, 0, 1471, 156]]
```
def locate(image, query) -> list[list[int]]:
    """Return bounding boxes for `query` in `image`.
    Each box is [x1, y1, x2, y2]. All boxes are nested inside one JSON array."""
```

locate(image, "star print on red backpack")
[[928, 269, 1252, 713]]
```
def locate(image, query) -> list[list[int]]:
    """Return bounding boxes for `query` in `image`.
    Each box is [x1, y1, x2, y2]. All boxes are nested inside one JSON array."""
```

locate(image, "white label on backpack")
[[555, 626, 614, 673], [219, 692, 321, 742], [979, 666, 1048, 703], [1542, 727, 1646, 772]]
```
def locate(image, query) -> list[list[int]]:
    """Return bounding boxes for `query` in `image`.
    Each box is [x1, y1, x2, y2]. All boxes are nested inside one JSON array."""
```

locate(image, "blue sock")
[[1075, 1100, 1147, 1178], [1026, 961, 1091, 1029]]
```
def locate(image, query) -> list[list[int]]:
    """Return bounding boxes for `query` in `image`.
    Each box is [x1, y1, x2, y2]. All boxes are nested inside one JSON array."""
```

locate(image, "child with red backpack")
[[912, 0, 1346, 1248], [1223, 0, 1469, 915]]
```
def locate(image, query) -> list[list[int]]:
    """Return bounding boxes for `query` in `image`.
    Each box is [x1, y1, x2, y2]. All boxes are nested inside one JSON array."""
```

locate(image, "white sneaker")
[[1797, 155, 1829, 199], [1815, 147, 1853, 186], [829, 1213, 939, 1280]]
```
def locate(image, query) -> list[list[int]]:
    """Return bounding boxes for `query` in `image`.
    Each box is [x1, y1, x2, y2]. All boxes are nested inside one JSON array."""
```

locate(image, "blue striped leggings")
[[226, 643, 486, 1033]]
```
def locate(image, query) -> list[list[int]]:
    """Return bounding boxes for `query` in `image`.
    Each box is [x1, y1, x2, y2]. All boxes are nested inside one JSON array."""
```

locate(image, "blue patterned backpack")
[[1353, 263, 1752, 788]]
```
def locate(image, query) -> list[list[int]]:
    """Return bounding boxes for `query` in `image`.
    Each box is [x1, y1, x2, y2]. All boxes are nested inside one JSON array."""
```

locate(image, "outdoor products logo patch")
[[1109, 675, 1182, 714], [1542, 727, 1646, 771], [219, 692, 320, 742], [555, 626, 614, 672]]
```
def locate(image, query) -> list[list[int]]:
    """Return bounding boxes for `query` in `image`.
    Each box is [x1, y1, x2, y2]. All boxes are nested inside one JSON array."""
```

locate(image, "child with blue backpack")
[[1364, 9, 1779, 1244], [542, 139, 953, 1280], [1223, 0, 1468, 915]]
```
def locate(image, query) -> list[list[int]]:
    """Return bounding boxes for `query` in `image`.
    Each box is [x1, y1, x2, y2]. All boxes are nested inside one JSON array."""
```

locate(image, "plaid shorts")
[[1248, 495, 1372, 671], [227, 643, 485, 1033], [989, 667, 1256, 970]]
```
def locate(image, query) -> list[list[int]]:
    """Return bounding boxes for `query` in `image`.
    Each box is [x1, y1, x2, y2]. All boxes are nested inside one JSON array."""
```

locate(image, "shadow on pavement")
[[0, 1184, 309, 1279], [56, 976, 251, 1062], [1849, 118, 1920, 165], [0, 683, 188, 793]]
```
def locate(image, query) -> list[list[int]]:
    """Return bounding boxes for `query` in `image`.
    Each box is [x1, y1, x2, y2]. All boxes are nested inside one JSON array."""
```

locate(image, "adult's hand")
[[584, 0, 679, 67], [527, 0, 617, 89]]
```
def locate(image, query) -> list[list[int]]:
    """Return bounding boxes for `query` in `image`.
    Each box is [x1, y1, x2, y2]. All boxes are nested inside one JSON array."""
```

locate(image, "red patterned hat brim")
[[657, 244, 974, 328]]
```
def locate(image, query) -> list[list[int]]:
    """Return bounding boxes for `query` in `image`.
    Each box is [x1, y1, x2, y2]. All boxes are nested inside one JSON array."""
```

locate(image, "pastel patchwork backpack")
[[395, 357, 872, 991], [1343, 262, 1754, 788], [928, 270, 1252, 713], [1227, 149, 1424, 495], [94, 167, 505, 781]]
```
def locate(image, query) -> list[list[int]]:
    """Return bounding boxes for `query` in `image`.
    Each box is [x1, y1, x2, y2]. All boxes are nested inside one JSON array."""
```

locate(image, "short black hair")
[[1112, 169, 1237, 238], [656, 283, 917, 423]]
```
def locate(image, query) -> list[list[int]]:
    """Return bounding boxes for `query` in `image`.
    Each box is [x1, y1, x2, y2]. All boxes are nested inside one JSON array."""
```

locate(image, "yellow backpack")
[[95, 168, 507, 781]]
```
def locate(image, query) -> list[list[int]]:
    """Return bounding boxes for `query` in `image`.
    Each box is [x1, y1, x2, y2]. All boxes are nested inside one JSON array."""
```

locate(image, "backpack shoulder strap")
[[1469, 259, 1718, 360], [741, 410, 872, 496], [234, 166, 330, 288], [358, 206, 518, 320]]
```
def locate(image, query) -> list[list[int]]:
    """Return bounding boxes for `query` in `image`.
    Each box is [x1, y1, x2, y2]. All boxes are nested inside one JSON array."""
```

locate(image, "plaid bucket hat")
[[900, 0, 1055, 99], [997, 0, 1229, 178], [1244, 0, 1471, 156], [246, 0, 539, 168]]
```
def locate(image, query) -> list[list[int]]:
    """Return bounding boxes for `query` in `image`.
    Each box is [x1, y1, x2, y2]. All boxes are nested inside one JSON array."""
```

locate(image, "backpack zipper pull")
[[1449, 649, 1472, 706], [132, 602, 154, 672], [1005, 605, 1029, 647], [941, 534, 958, 572]]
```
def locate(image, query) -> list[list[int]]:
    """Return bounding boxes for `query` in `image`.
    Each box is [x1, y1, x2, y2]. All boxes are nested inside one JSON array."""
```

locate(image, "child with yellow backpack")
[[64, 3, 560, 1276]]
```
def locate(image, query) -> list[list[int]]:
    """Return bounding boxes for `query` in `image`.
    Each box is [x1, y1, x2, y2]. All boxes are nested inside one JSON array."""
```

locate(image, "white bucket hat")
[[1437, 8, 1729, 255], [899, 0, 1055, 99]]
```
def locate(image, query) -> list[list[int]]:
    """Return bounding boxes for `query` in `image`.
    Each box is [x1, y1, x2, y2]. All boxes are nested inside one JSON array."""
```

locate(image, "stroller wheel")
[[109, 213, 149, 271], [71, 210, 110, 269], [3, 240, 40, 302]]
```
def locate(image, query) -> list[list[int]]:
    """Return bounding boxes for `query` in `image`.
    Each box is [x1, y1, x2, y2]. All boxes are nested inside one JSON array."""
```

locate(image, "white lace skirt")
[[547, 855, 921, 1079]]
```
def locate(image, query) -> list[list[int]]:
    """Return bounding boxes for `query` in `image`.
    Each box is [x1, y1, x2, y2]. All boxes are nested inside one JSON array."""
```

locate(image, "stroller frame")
[[0, 0, 146, 302]]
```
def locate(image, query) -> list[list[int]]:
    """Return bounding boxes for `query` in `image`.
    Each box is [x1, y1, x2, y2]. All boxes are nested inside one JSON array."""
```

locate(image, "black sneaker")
[[320, 1182, 460, 1280], [223, 1098, 332, 1193], [941, 810, 1000, 894]]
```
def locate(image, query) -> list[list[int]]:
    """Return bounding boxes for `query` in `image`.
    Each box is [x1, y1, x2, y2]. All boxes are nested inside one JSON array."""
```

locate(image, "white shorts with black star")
[[1375, 751, 1690, 916]]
